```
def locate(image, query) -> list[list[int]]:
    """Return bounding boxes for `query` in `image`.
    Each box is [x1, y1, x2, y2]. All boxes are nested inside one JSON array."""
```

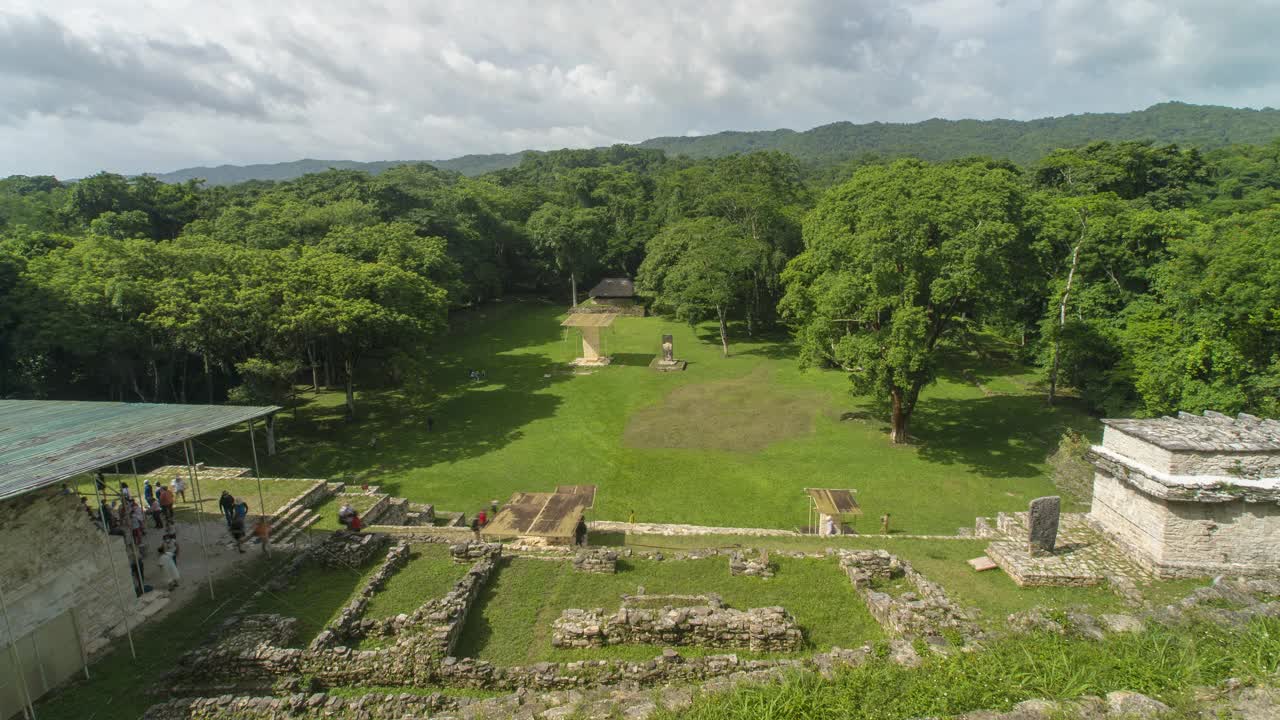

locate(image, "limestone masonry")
[[1088, 411, 1280, 578]]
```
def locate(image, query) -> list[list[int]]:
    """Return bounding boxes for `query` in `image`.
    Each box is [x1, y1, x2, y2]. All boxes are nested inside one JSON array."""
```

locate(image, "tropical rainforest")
[[2, 119, 1279, 442]]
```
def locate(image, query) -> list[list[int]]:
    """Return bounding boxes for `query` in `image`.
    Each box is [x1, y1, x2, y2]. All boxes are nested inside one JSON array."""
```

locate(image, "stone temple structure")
[[1088, 411, 1280, 578]]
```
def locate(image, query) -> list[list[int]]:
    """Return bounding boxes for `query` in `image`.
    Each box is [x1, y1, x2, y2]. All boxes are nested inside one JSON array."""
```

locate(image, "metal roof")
[[561, 313, 618, 328], [0, 400, 280, 501], [805, 488, 863, 516], [483, 487, 593, 539]]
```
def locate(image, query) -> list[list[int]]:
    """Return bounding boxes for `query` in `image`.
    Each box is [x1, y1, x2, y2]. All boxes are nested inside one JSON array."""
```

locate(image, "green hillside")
[[147, 102, 1280, 184]]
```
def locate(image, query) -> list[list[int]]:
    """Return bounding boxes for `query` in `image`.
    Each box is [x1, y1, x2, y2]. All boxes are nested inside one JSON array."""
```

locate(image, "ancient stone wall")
[[551, 604, 803, 652], [309, 542, 411, 649], [728, 551, 773, 578], [572, 548, 617, 573], [311, 531, 389, 568], [837, 550, 980, 641], [450, 540, 503, 564]]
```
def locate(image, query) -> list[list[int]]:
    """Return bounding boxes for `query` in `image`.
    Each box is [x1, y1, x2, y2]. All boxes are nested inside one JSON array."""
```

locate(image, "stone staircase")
[[272, 504, 321, 546]]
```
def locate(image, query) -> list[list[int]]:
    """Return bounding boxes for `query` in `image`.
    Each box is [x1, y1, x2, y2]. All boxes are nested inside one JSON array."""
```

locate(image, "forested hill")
[[152, 152, 523, 185], [637, 102, 1280, 166], [150, 102, 1280, 184]]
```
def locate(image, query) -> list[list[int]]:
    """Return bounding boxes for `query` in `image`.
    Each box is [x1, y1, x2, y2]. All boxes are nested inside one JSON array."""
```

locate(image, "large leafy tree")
[[637, 216, 759, 356], [780, 159, 1026, 443]]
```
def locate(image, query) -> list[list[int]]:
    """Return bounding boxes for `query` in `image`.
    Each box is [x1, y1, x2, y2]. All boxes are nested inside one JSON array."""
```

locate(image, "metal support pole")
[[93, 486, 136, 661], [183, 442, 216, 600], [248, 419, 266, 524], [128, 460, 148, 586], [0, 583, 37, 720]]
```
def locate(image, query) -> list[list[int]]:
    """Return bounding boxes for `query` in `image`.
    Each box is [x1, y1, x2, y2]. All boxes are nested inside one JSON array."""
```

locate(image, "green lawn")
[[363, 544, 469, 619], [610, 534, 1210, 626], [242, 555, 380, 646], [456, 555, 883, 665], [205, 300, 1095, 535]]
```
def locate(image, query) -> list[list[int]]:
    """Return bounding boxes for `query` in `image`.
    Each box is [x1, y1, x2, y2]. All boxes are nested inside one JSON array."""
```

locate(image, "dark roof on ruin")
[[1102, 411, 1280, 452], [0, 400, 279, 501], [588, 278, 635, 298]]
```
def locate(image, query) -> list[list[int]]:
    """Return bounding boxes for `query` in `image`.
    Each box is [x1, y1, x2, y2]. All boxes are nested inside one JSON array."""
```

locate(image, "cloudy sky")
[[2, 0, 1278, 178]]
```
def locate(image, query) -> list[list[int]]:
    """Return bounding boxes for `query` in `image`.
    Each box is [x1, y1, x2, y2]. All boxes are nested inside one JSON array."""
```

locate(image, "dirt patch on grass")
[[623, 368, 827, 452]]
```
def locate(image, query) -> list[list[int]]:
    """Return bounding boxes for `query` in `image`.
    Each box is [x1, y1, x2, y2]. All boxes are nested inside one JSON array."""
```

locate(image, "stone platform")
[[984, 512, 1153, 589], [649, 357, 687, 371]]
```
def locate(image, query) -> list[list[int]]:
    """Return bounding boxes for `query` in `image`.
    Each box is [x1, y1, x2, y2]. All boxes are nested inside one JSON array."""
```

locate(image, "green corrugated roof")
[[0, 400, 279, 501]]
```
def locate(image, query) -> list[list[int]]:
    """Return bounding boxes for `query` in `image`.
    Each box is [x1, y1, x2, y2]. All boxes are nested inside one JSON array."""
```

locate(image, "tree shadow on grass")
[[610, 353, 654, 368], [261, 350, 571, 485], [912, 394, 1096, 479]]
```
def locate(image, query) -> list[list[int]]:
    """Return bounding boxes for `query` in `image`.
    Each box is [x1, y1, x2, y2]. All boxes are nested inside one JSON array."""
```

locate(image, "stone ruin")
[[449, 540, 503, 564], [572, 548, 618, 573], [1088, 411, 1280, 578], [728, 549, 774, 578], [838, 550, 981, 643], [312, 531, 390, 568], [551, 593, 803, 652], [1028, 495, 1061, 556]]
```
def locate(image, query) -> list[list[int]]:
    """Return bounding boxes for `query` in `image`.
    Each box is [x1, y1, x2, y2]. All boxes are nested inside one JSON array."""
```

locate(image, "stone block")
[[1027, 496, 1060, 556]]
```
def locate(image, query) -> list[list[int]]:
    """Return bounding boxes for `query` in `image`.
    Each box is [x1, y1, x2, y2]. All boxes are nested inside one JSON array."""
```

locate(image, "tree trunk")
[[306, 343, 320, 392], [204, 353, 213, 404], [889, 388, 909, 444], [324, 347, 334, 389], [265, 414, 277, 456], [716, 306, 729, 357], [344, 356, 356, 419], [1048, 215, 1087, 406], [570, 273, 578, 307]]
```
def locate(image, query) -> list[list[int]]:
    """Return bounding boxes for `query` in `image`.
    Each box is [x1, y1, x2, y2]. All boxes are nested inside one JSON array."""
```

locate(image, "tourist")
[[574, 517, 588, 546], [469, 514, 481, 540], [148, 495, 165, 529], [427, 416, 435, 432], [120, 481, 131, 502], [229, 502, 247, 554], [219, 491, 235, 527], [61, 482, 72, 495], [130, 500, 145, 545], [173, 474, 186, 503], [158, 534, 181, 590], [824, 515, 837, 536], [252, 516, 271, 555], [880, 513, 891, 534], [124, 536, 148, 596], [143, 479, 155, 506], [348, 511, 363, 532], [490, 499, 499, 516], [338, 503, 355, 529], [628, 509, 636, 524], [158, 484, 175, 525], [80, 496, 95, 524], [477, 509, 487, 527], [95, 472, 107, 493]]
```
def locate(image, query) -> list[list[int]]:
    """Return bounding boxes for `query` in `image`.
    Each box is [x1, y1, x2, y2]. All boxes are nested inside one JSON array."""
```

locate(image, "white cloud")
[[0, 0, 1276, 177]]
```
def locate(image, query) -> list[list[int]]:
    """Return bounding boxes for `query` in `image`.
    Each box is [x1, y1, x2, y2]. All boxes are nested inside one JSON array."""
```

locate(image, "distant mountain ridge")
[[150, 102, 1280, 185]]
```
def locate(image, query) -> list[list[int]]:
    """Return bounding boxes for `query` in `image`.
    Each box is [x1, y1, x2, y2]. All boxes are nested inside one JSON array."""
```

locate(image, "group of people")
[[84, 474, 184, 595], [337, 503, 363, 532], [468, 369, 487, 382], [218, 490, 269, 554]]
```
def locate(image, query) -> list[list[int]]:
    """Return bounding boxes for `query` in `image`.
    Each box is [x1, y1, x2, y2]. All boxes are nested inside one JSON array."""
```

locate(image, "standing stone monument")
[[1028, 496, 1061, 556], [650, 333, 686, 371]]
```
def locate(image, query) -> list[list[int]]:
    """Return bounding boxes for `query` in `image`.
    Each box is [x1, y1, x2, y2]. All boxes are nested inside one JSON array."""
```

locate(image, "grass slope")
[[230, 301, 1092, 534]]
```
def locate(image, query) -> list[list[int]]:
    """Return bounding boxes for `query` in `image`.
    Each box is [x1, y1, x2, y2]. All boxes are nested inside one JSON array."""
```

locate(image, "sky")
[[2, 0, 1279, 178]]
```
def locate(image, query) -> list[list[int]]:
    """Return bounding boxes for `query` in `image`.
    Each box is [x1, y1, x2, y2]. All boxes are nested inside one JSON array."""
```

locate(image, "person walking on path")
[[426, 416, 434, 432], [229, 499, 248, 553], [158, 484, 175, 526], [574, 517, 588, 547], [120, 482, 132, 502], [130, 500, 145, 545], [470, 515, 481, 541], [173, 474, 186, 503], [143, 480, 154, 507], [219, 491, 235, 527], [158, 533, 181, 590], [252, 516, 272, 555]]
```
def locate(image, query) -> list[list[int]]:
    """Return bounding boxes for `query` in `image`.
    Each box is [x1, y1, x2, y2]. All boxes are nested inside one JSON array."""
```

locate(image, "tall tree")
[[636, 216, 758, 356], [780, 159, 1026, 443]]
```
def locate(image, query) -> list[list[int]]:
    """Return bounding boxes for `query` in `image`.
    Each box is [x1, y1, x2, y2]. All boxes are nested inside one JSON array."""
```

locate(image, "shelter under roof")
[[0, 400, 279, 501], [805, 488, 863, 516]]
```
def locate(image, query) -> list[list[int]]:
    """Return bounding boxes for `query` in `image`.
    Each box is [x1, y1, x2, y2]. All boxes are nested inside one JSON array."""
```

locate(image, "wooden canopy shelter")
[[482, 485, 596, 542], [561, 314, 617, 367], [805, 487, 862, 536]]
